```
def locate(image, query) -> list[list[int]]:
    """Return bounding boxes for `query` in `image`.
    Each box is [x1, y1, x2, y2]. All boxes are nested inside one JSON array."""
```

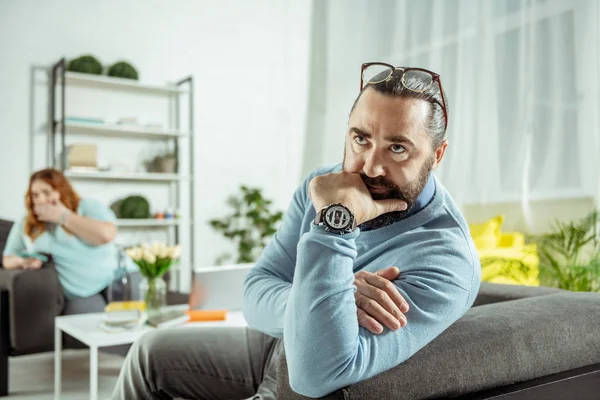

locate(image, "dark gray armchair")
[[0, 218, 187, 396], [276, 283, 600, 399]]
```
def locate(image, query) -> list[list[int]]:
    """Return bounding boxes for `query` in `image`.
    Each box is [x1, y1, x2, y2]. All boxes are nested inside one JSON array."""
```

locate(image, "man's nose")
[[362, 151, 385, 178]]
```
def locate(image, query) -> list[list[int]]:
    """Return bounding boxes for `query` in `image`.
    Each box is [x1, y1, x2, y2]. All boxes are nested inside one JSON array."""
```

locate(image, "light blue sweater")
[[243, 164, 481, 397]]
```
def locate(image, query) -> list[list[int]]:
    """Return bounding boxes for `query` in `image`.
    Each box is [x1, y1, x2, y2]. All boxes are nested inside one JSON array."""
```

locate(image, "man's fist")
[[309, 171, 407, 226], [354, 266, 409, 334]]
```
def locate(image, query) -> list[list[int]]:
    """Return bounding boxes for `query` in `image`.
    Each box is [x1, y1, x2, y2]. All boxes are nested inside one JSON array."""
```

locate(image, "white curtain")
[[306, 0, 600, 229]]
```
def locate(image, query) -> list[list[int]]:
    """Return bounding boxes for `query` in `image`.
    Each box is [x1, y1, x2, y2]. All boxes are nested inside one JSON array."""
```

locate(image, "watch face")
[[325, 205, 351, 230]]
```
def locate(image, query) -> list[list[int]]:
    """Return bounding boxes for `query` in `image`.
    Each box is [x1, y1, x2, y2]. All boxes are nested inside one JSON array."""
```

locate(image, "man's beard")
[[358, 156, 435, 230]]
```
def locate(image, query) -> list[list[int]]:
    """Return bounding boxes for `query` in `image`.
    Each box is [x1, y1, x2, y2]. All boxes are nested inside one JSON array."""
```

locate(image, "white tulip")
[[126, 248, 136, 259], [126, 247, 142, 261], [142, 248, 152, 260], [143, 252, 156, 264], [150, 242, 163, 255], [169, 245, 182, 259], [158, 247, 170, 259]]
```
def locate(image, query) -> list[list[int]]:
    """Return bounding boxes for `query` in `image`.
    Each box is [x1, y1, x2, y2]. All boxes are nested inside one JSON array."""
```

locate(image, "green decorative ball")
[[119, 195, 151, 219], [66, 55, 103, 75], [108, 61, 139, 80]]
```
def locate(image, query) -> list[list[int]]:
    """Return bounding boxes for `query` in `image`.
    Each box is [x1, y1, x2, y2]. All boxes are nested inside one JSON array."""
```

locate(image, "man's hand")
[[308, 171, 407, 225], [355, 267, 409, 334], [34, 192, 69, 224], [22, 258, 43, 270]]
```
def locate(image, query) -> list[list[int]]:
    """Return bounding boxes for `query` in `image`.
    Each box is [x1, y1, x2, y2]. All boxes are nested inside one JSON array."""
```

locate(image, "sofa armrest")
[[473, 282, 563, 307], [276, 291, 600, 399], [0, 262, 63, 352]]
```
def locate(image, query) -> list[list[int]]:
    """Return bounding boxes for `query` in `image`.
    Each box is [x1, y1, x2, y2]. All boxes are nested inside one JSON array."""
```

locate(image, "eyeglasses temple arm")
[[436, 79, 448, 130]]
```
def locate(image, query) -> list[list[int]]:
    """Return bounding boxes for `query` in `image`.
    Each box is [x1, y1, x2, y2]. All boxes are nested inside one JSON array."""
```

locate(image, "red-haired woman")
[[2, 168, 134, 313]]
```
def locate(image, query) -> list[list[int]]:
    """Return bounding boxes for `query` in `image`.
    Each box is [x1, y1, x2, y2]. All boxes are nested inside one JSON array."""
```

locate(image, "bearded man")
[[112, 63, 481, 400]]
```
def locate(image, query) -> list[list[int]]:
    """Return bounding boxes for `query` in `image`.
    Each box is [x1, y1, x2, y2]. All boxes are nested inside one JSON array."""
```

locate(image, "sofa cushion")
[[469, 215, 504, 249], [276, 291, 600, 399]]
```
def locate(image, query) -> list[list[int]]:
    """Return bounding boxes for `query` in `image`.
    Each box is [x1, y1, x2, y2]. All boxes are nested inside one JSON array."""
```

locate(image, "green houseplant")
[[119, 195, 151, 219], [534, 210, 600, 292], [209, 186, 283, 265], [108, 61, 139, 80], [67, 55, 103, 75]]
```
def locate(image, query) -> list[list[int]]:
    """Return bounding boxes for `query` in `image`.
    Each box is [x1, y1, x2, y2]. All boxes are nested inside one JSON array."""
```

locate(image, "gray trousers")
[[111, 326, 282, 400]]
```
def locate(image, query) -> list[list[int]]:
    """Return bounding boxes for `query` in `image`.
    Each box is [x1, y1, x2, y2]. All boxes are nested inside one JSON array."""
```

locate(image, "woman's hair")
[[25, 168, 80, 240]]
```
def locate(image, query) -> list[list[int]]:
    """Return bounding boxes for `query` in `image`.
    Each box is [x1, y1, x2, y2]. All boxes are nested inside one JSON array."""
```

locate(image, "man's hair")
[[350, 68, 448, 149]]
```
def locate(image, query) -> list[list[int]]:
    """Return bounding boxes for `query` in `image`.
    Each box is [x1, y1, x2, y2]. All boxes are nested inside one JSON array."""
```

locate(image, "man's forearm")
[[243, 266, 291, 338], [283, 226, 361, 397]]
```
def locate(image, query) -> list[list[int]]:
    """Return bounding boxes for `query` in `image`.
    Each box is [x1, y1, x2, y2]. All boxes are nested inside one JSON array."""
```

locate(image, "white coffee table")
[[54, 309, 247, 400]]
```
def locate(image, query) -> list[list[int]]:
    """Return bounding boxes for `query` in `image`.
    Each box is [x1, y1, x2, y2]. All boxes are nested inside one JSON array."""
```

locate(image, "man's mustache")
[[360, 174, 397, 191], [359, 174, 412, 204]]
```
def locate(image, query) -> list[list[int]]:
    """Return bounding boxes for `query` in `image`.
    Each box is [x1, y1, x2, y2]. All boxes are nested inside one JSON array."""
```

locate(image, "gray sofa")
[[0, 218, 187, 396], [277, 283, 600, 399]]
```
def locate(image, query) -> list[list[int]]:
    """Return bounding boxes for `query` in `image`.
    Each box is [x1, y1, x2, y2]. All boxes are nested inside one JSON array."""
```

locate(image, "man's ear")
[[431, 140, 448, 171]]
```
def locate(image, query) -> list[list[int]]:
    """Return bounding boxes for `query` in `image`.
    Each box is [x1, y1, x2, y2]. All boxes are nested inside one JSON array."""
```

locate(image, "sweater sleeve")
[[2, 218, 27, 257], [283, 228, 476, 398], [242, 177, 309, 338]]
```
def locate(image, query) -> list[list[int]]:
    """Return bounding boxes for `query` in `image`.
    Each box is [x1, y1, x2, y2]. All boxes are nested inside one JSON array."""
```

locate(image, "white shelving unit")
[[48, 58, 195, 293], [115, 219, 181, 227], [61, 71, 188, 95], [64, 170, 185, 182], [57, 121, 189, 139]]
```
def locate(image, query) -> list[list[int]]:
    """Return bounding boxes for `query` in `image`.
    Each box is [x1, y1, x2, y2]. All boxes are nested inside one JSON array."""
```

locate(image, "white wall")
[[0, 0, 312, 279], [302, 0, 395, 177]]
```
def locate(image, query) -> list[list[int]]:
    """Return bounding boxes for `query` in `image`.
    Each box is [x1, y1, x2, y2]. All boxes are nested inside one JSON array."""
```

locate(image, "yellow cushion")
[[469, 215, 504, 250], [498, 232, 525, 248], [480, 244, 540, 286]]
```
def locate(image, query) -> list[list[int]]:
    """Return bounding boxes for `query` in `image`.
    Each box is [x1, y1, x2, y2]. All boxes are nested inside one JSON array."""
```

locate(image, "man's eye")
[[355, 136, 367, 145], [391, 144, 406, 154]]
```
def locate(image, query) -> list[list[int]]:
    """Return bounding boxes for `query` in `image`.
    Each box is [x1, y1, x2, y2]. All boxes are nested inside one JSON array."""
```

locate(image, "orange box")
[[186, 310, 227, 322]]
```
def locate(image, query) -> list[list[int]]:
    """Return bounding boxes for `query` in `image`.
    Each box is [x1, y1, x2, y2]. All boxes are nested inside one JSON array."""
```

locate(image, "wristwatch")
[[314, 203, 357, 235]]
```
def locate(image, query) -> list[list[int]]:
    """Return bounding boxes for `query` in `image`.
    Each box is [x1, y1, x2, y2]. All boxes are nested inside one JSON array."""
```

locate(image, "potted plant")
[[67, 55, 103, 75], [126, 243, 182, 315], [534, 210, 600, 292], [144, 151, 177, 173], [108, 61, 139, 80], [209, 185, 283, 265]]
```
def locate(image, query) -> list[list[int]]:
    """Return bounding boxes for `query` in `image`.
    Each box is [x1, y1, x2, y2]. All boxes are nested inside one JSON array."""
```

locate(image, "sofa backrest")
[[0, 219, 14, 267]]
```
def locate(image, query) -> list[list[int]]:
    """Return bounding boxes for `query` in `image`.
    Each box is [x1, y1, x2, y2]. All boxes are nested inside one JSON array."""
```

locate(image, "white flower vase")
[[139, 276, 167, 316]]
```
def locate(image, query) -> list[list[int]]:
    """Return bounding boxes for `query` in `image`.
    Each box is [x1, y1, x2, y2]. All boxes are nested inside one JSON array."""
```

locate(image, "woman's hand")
[[34, 193, 69, 224], [22, 258, 43, 270]]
